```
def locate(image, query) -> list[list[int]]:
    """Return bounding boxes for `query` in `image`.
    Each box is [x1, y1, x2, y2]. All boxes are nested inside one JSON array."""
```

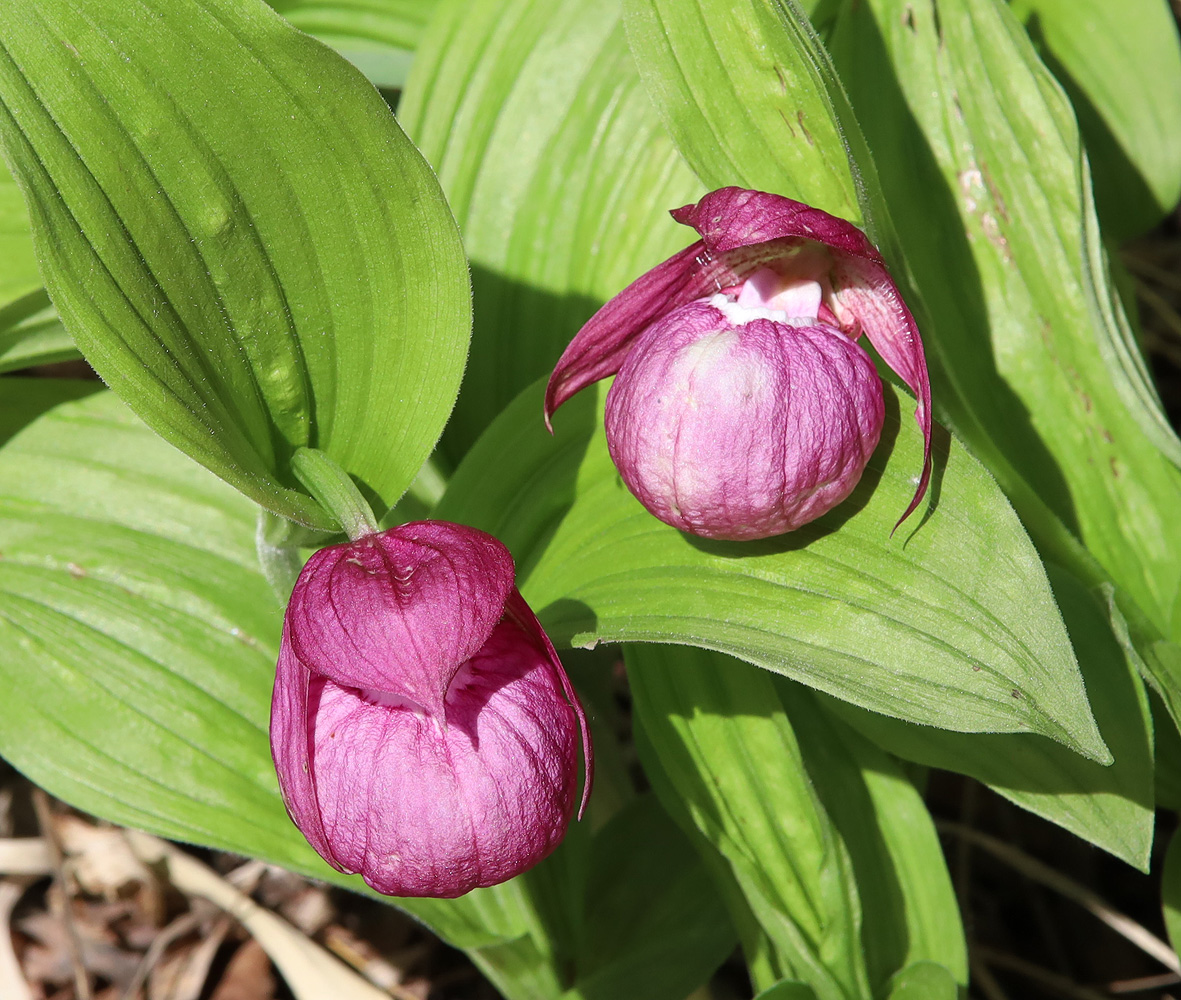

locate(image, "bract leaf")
[[0, 0, 469, 529], [438, 377, 1107, 759]]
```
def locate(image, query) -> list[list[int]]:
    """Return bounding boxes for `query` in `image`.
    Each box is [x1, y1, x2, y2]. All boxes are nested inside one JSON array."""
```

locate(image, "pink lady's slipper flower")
[[270, 521, 592, 898], [545, 187, 932, 540]]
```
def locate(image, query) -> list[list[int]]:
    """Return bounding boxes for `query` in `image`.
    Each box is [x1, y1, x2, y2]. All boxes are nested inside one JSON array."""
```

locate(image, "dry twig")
[[939, 821, 1181, 974], [0, 881, 34, 1000], [32, 789, 92, 1000], [974, 946, 1110, 1000]]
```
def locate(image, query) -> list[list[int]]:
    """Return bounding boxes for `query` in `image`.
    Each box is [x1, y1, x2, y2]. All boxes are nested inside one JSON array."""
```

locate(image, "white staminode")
[[711, 269, 824, 327]]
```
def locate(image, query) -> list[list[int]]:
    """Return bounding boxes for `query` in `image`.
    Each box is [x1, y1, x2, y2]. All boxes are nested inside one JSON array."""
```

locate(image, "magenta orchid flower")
[[270, 520, 592, 898], [545, 187, 933, 540]]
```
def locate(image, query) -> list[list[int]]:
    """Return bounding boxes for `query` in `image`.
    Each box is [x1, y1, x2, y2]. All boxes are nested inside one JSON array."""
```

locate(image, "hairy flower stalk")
[[545, 187, 933, 540], [270, 520, 592, 898]]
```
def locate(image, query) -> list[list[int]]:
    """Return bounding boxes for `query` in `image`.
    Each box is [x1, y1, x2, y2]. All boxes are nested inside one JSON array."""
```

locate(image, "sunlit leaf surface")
[[0, 0, 469, 527]]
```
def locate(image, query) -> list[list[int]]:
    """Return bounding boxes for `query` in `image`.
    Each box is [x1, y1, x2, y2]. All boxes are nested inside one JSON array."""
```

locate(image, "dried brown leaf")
[[208, 940, 275, 1000]]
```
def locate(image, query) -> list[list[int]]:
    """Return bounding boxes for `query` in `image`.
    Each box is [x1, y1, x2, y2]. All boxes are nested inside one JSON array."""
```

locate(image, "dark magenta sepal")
[[285, 521, 516, 719]]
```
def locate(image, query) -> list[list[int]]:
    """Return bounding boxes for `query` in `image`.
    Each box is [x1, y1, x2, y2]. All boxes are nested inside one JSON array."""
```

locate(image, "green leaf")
[[0, 157, 39, 309], [268, 0, 433, 50], [438, 377, 1107, 757], [827, 565, 1154, 870], [0, 290, 76, 373], [781, 693, 967, 991], [628, 644, 869, 1000], [1164, 827, 1181, 956], [1155, 691, 1181, 812], [470, 937, 568, 1000], [0, 0, 469, 530], [0, 380, 734, 1000], [0, 381, 287, 853], [1016, 0, 1181, 237], [754, 983, 820, 1000], [884, 962, 958, 1000], [621, 0, 859, 222], [399, 0, 702, 459], [570, 795, 735, 1000], [265, 0, 434, 87], [1134, 633, 1181, 738], [0, 158, 77, 372], [0, 380, 570, 957], [829, 0, 1181, 639]]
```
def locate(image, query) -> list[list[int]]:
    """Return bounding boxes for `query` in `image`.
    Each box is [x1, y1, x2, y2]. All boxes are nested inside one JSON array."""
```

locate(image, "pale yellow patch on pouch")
[[672, 330, 772, 410]]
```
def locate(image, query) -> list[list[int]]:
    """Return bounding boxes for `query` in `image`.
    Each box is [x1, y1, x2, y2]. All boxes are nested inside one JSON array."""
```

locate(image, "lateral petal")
[[832, 256, 933, 529]]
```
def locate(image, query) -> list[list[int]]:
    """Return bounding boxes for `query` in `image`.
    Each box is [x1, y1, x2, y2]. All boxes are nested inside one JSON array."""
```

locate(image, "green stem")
[[290, 448, 379, 541]]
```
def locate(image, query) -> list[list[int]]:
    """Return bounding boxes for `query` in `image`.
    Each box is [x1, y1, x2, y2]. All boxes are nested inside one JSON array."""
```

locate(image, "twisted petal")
[[284, 521, 516, 718], [545, 242, 719, 422]]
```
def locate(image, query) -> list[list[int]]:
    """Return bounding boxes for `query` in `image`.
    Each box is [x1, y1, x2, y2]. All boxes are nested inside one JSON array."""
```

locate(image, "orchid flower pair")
[[270, 188, 932, 898]]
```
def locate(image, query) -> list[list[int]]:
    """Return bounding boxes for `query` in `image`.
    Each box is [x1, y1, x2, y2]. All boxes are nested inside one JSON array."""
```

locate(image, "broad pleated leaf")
[[268, 0, 434, 51], [1143, 637, 1181, 747], [827, 566, 1155, 869], [829, 0, 1181, 640], [753, 985, 819, 1000], [572, 796, 735, 1000], [438, 378, 1107, 756], [1163, 829, 1181, 956], [1016, 0, 1181, 237], [399, 0, 702, 458], [0, 381, 572, 956], [265, 0, 436, 87], [1154, 692, 1181, 812], [0, 158, 76, 371], [781, 692, 967, 991], [0, 0, 469, 529], [628, 644, 869, 1000], [0, 158, 39, 311], [0, 289, 76, 373], [885, 962, 958, 1000], [621, 0, 861, 223]]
